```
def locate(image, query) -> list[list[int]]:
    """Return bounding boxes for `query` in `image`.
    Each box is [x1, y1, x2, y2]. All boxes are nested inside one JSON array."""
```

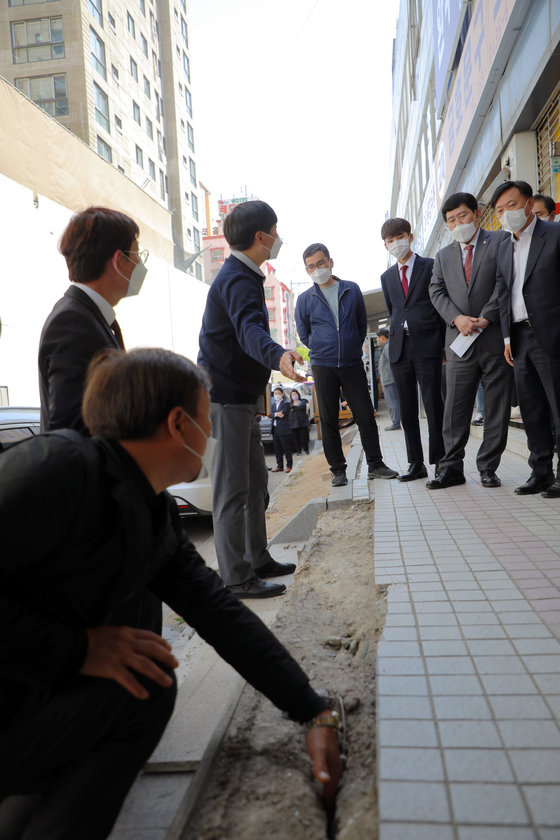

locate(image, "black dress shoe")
[[256, 557, 296, 578], [542, 478, 560, 498], [426, 468, 466, 489], [398, 463, 428, 482], [226, 575, 286, 598], [480, 470, 501, 488], [514, 473, 554, 495]]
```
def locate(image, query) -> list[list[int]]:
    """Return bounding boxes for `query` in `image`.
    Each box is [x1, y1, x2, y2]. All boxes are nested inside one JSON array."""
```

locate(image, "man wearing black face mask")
[[295, 242, 398, 487], [39, 206, 147, 435]]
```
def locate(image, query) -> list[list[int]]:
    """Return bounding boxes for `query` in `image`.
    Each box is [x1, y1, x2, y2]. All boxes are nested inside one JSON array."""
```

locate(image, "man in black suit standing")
[[39, 206, 147, 433], [380, 218, 445, 481], [492, 180, 560, 497], [427, 192, 512, 489]]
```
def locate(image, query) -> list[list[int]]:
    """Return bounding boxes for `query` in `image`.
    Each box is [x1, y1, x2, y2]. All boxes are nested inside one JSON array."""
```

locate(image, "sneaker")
[[368, 462, 399, 479], [471, 414, 484, 426], [384, 424, 401, 431], [331, 472, 348, 487]]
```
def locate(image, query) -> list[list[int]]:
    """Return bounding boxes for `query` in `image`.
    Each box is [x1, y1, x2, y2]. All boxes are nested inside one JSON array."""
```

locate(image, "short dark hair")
[[377, 328, 389, 339], [59, 206, 139, 284], [222, 200, 277, 250], [302, 243, 330, 263], [441, 192, 478, 221], [380, 218, 411, 240], [490, 180, 533, 209], [534, 194, 556, 216], [82, 348, 210, 439]]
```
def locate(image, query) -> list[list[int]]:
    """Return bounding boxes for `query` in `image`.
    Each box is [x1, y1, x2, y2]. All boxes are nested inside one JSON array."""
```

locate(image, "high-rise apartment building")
[[0, 0, 202, 277]]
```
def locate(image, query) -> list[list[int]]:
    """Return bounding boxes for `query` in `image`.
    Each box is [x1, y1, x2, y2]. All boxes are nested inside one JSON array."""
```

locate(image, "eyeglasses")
[[305, 258, 329, 273], [124, 249, 149, 264]]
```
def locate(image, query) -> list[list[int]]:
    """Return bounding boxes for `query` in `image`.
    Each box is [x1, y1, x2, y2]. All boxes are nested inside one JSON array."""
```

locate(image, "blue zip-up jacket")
[[198, 255, 285, 404], [295, 277, 367, 367]]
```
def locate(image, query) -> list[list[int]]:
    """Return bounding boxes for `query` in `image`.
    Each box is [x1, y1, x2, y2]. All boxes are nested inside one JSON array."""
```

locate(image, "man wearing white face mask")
[[428, 192, 512, 490], [295, 243, 398, 486], [39, 206, 148, 435], [492, 180, 560, 497], [380, 218, 445, 481]]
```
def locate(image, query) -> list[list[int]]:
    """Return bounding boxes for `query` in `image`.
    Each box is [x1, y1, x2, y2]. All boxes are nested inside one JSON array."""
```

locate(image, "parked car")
[[0, 407, 212, 518]]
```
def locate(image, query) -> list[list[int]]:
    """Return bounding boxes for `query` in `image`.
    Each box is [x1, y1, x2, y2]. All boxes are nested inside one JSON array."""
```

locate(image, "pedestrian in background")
[[270, 386, 293, 472], [295, 242, 398, 487], [289, 388, 310, 454], [376, 329, 401, 431]]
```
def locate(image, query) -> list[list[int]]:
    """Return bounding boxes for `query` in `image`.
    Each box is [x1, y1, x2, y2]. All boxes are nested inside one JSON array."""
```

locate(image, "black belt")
[[512, 319, 531, 328]]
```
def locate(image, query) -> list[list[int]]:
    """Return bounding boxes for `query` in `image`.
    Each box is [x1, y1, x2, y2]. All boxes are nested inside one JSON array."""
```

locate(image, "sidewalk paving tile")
[[373, 418, 560, 836]]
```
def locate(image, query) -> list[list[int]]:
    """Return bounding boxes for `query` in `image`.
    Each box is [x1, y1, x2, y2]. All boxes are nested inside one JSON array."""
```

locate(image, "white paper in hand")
[[449, 329, 482, 358]]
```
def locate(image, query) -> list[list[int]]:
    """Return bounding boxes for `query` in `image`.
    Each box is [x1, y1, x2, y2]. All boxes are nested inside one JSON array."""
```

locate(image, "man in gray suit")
[[427, 192, 512, 489]]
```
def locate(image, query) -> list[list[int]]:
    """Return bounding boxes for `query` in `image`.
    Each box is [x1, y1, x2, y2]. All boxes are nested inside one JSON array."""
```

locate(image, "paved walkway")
[[372, 415, 560, 839]]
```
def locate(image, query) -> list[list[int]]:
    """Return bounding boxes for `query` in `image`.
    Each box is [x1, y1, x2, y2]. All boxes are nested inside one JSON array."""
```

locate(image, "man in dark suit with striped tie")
[[39, 206, 148, 434], [380, 218, 445, 481]]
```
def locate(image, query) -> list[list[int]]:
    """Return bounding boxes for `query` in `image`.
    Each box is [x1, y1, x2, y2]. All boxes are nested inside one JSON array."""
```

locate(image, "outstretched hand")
[[279, 350, 305, 383], [80, 626, 178, 699], [305, 726, 343, 811]]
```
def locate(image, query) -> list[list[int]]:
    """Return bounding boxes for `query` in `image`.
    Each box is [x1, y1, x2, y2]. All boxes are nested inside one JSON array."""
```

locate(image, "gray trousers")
[[210, 402, 269, 586], [441, 348, 512, 473]]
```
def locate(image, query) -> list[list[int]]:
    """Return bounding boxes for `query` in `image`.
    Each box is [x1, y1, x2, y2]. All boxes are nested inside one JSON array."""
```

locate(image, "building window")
[[97, 135, 112, 162], [157, 128, 162, 160], [89, 0, 102, 26], [193, 228, 200, 250], [108, 12, 115, 29], [89, 27, 106, 78], [145, 116, 153, 139], [180, 118, 185, 131], [195, 262, 202, 281], [140, 32, 148, 57], [264, 286, 273, 299], [180, 0, 186, 11], [129, 56, 138, 81], [138, 0, 145, 15], [115, 114, 122, 131], [93, 82, 109, 131], [187, 122, 194, 152], [185, 87, 192, 117], [211, 247, 224, 261], [192, 191, 198, 221], [180, 17, 188, 48], [189, 157, 196, 186], [143, 75, 150, 98], [182, 51, 190, 83], [159, 168, 165, 200], [12, 17, 65, 64], [135, 144, 143, 167], [127, 12, 135, 37], [152, 49, 158, 79], [132, 100, 141, 124], [111, 65, 119, 86], [117, 164, 125, 173], [15, 72, 68, 116], [148, 158, 155, 180]]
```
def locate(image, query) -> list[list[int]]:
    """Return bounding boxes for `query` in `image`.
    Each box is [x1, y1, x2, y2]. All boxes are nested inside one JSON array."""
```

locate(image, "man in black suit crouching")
[[493, 180, 560, 497], [380, 217, 445, 481]]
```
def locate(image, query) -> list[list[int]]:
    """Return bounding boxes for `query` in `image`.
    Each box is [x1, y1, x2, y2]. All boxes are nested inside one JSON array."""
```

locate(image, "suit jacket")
[[0, 432, 325, 724], [271, 397, 291, 434], [380, 255, 444, 363], [38, 285, 121, 433], [429, 229, 508, 361], [496, 218, 560, 357]]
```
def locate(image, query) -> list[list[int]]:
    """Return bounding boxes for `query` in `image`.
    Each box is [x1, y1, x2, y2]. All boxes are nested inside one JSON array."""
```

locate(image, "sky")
[[188, 0, 400, 296]]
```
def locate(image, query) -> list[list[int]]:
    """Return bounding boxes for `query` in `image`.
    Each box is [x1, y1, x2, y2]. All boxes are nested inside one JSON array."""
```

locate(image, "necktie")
[[400, 264, 408, 297], [464, 244, 474, 286], [111, 319, 125, 350]]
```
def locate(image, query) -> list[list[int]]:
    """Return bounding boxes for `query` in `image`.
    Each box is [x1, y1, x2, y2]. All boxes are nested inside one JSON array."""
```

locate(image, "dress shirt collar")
[[230, 250, 265, 278], [73, 283, 116, 326], [511, 214, 537, 245]]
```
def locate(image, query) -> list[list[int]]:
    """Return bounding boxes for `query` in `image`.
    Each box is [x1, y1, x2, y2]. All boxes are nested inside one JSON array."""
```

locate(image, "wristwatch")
[[306, 708, 342, 731]]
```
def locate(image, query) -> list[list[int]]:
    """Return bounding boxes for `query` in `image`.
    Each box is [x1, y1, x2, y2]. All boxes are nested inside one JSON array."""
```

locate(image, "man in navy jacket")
[[198, 201, 303, 598], [295, 243, 397, 486]]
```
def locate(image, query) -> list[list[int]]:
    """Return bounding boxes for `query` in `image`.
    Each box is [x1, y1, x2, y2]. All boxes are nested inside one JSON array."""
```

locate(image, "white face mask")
[[274, 393, 283, 403], [386, 237, 411, 259], [449, 221, 477, 243], [311, 267, 332, 285], [115, 252, 148, 297], [182, 412, 216, 479], [500, 201, 530, 233], [262, 231, 283, 259]]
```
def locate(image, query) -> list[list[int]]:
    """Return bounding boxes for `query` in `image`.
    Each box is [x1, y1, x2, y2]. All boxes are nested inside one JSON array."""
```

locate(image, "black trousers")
[[312, 363, 382, 474], [0, 672, 177, 840], [273, 429, 292, 468], [291, 426, 309, 453], [512, 322, 560, 476], [390, 337, 445, 465]]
